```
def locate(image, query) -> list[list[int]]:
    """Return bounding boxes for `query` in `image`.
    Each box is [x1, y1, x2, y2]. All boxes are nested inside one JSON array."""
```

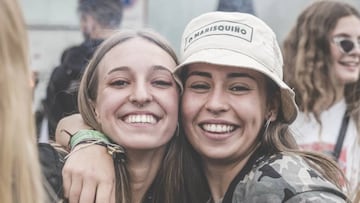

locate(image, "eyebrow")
[[107, 65, 172, 75], [107, 66, 130, 75], [187, 70, 256, 80], [228, 72, 256, 81], [152, 65, 172, 73], [187, 71, 212, 78], [333, 33, 353, 38]]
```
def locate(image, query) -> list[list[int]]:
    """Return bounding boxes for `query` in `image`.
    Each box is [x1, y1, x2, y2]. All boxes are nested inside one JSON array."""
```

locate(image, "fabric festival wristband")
[[70, 129, 110, 150], [71, 139, 109, 150]]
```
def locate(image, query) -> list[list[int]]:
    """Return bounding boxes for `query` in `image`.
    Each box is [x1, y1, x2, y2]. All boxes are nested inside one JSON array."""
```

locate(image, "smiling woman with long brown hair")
[[283, 1, 360, 200]]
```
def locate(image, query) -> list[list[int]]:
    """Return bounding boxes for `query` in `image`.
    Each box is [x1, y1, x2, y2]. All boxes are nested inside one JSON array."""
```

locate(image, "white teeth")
[[345, 62, 358, 66], [341, 61, 360, 66], [202, 124, 234, 133], [125, 115, 156, 124]]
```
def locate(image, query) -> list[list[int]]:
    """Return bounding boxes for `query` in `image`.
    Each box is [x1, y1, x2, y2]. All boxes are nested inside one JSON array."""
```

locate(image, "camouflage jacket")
[[221, 149, 349, 203]]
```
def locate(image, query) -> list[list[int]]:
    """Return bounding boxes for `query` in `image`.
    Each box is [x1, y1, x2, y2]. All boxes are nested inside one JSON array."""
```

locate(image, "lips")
[[199, 123, 237, 134], [123, 114, 158, 124], [339, 59, 360, 67]]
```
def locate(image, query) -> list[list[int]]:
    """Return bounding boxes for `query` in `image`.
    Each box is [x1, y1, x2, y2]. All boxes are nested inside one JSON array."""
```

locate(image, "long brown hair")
[[262, 81, 346, 191], [283, 1, 360, 130], [78, 29, 186, 203], [0, 0, 46, 202]]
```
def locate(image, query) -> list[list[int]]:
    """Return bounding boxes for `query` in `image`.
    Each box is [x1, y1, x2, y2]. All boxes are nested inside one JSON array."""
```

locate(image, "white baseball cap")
[[174, 11, 298, 123]]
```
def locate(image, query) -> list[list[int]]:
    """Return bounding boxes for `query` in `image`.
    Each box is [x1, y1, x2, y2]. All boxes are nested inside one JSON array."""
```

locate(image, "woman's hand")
[[63, 144, 116, 203], [55, 114, 115, 202]]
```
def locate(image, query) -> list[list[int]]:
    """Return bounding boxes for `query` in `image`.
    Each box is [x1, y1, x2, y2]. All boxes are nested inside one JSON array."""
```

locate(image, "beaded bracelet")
[[72, 140, 125, 156], [69, 129, 110, 150]]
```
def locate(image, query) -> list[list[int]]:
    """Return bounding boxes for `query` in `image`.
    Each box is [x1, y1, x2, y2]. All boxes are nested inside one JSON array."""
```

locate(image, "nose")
[[129, 80, 152, 107], [205, 87, 230, 114], [353, 43, 360, 55]]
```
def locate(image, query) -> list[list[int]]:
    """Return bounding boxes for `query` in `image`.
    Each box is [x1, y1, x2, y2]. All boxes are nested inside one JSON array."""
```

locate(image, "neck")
[[334, 83, 345, 103], [321, 82, 345, 110], [127, 147, 166, 203], [204, 161, 244, 202], [203, 149, 256, 202], [91, 28, 117, 40]]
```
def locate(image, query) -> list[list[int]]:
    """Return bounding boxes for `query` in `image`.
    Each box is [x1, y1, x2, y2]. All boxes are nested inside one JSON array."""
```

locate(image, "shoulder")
[[38, 143, 67, 200], [59, 44, 83, 61], [57, 42, 94, 77], [38, 143, 67, 180], [232, 153, 347, 202], [61, 44, 89, 64]]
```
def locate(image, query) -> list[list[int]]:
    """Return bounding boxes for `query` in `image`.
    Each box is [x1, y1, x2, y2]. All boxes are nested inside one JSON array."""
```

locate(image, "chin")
[[198, 147, 232, 160], [343, 77, 359, 84], [125, 140, 169, 151]]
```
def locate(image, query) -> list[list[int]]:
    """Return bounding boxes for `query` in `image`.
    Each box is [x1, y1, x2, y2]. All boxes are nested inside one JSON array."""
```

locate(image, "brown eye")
[[110, 80, 129, 88], [153, 80, 172, 87], [230, 85, 249, 92], [190, 83, 209, 90]]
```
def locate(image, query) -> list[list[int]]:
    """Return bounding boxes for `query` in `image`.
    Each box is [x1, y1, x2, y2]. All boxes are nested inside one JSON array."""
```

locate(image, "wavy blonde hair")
[[283, 1, 360, 130], [0, 0, 46, 202]]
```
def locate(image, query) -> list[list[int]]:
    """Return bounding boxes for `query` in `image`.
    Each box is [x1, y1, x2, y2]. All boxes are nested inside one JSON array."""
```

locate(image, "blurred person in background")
[[283, 0, 360, 200], [44, 0, 123, 141], [217, 0, 255, 15], [0, 0, 48, 202]]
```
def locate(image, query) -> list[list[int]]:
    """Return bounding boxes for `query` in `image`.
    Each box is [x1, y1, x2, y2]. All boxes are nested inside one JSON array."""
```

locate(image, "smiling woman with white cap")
[[176, 11, 349, 203]]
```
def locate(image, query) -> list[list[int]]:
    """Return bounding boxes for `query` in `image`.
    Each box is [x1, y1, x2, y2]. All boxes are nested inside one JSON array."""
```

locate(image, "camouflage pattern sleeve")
[[286, 191, 348, 203], [232, 153, 348, 203]]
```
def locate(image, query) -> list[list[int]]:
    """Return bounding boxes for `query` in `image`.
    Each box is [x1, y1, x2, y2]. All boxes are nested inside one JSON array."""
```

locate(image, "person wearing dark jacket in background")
[[45, 0, 123, 140], [217, 0, 255, 14]]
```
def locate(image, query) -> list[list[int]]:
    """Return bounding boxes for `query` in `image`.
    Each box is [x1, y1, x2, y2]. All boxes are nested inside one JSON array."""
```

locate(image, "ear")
[[266, 96, 280, 122], [81, 15, 97, 38], [89, 99, 101, 124]]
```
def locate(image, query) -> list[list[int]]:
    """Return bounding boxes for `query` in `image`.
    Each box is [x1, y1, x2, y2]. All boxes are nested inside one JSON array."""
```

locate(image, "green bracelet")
[[70, 129, 110, 150]]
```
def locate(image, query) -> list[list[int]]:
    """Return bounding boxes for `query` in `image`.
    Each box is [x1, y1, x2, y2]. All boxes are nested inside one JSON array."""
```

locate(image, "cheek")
[[330, 44, 342, 62], [181, 93, 201, 123], [95, 90, 122, 121], [231, 95, 266, 124], [181, 93, 207, 143], [162, 90, 180, 120]]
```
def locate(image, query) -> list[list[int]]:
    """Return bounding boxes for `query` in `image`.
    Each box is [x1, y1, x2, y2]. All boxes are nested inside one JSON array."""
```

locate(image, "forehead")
[[98, 37, 176, 74], [332, 15, 360, 36]]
